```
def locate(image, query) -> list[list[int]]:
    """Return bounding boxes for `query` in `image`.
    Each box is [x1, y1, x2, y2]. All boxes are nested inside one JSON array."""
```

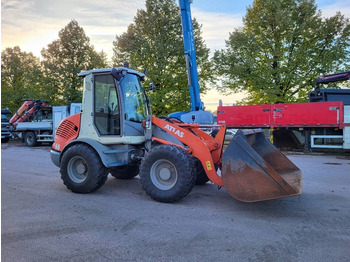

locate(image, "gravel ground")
[[1, 141, 350, 261]]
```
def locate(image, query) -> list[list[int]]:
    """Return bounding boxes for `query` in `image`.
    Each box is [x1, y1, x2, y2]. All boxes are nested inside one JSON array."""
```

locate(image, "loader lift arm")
[[152, 116, 226, 186], [150, 116, 302, 202]]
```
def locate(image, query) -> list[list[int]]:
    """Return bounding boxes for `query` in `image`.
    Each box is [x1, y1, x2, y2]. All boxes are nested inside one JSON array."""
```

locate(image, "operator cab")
[[78, 67, 150, 144]]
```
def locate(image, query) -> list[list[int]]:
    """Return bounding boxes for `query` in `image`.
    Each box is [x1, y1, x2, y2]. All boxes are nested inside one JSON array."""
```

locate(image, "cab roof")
[[78, 67, 145, 79]]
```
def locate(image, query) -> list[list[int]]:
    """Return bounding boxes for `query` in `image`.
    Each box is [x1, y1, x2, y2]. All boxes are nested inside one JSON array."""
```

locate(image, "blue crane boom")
[[168, 0, 214, 123], [178, 0, 204, 111]]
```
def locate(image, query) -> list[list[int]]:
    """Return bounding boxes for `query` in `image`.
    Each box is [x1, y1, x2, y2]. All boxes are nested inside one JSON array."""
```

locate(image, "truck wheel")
[[2, 137, 10, 143], [60, 144, 108, 193], [24, 132, 38, 147], [109, 163, 140, 179], [139, 145, 195, 203]]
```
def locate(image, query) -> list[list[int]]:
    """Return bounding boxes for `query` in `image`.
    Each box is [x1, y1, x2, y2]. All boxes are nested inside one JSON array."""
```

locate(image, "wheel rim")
[[26, 134, 34, 143], [67, 156, 88, 183], [150, 159, 177, 190]]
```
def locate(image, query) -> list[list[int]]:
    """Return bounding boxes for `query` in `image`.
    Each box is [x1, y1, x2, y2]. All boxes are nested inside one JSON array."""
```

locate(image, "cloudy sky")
[[2, 0, 350, 110]]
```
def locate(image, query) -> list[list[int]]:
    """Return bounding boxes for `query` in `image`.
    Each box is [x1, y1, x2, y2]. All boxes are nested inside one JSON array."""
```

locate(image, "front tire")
[[60, 144, 108, 193], [139, 145, 195, 203]]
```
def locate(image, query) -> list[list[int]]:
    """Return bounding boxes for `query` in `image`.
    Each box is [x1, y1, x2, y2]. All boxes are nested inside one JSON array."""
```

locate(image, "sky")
[[1, 0, 350, 111]]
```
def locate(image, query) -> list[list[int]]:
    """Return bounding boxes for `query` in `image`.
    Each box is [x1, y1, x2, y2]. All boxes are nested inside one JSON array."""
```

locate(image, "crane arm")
[[316, 71, 350, 85], [178, 0, 204, 111]]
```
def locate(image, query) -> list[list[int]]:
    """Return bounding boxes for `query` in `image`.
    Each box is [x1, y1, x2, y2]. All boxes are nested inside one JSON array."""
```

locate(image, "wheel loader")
[[50, 0, 302, 203]]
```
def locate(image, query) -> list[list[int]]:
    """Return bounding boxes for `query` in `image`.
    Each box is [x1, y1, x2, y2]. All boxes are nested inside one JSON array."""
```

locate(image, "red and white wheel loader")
[[50, 0, 302, 203]]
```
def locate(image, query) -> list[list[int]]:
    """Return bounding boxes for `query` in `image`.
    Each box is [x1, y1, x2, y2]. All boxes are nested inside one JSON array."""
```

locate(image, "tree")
[[41, 20, 108, 104], [1, 47, 45, 112], [213, 0, 350, 104], [112, 0, 212, 116]]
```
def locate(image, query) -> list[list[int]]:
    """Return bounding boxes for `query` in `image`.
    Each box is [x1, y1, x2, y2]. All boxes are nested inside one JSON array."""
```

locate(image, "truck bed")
[[217, 101, 344, 128], [15, 121, 53, 131]]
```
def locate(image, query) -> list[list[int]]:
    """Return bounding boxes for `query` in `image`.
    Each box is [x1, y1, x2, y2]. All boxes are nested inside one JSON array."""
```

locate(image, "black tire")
[[60, 144, 108, 193], [2, 137, 10, 143], [24, 131, 38, 147], [109, 163, 140, 179], [193, 159, 210, 185], [139, 145, 195, 203]]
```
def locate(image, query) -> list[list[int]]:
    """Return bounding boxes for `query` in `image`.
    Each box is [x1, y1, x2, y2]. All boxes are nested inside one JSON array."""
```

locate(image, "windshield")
[[120, 74, 149, 122]]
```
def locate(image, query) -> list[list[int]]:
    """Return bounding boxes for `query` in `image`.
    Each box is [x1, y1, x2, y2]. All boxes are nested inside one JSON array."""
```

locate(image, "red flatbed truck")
[[217, 71, 350, 151]]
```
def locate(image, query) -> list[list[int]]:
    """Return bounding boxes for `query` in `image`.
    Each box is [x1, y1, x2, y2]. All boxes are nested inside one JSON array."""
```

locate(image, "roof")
[[78, 67, 145, 79]]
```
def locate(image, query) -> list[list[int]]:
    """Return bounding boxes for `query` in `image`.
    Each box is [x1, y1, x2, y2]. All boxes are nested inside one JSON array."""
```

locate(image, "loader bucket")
[[221, 130, 302, 202]]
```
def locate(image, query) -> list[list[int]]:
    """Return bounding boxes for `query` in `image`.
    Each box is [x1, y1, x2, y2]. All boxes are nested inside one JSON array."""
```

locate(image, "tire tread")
[[60, 144, 108, 193], [139, 145, 195, 203]]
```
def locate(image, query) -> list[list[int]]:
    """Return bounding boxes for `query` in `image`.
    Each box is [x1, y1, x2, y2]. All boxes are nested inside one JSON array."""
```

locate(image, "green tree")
[[41, 20, 108, 104], [1, 46, 45, 112], [213, 0, 350, 104], [112, 0, 212, 116]]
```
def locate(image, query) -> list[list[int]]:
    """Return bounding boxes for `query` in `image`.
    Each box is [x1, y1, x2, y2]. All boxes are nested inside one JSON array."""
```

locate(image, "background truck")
[[217, 71, 350, 151], [9, 99, 81, 147], [1, 109, 12, 143]]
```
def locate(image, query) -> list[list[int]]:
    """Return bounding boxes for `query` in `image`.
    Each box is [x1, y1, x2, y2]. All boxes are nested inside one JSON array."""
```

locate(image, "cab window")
[[120, 74, 148, 122], [94, 74, 120, 135]]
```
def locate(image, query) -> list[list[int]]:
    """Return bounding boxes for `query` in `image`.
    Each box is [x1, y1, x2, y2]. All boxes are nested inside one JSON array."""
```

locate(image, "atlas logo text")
[[164, 124, 184, 138]]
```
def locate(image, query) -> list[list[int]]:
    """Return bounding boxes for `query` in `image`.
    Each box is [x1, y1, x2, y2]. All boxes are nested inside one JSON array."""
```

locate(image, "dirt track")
[[2, 141, 350, 261]]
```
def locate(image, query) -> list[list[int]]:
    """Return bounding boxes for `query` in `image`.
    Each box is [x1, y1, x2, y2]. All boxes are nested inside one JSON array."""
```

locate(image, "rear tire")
[[109, 163, 140, 179], [60, 144, 108, 193], [24, 131, 37, 147], [139, 145, 195, 203]]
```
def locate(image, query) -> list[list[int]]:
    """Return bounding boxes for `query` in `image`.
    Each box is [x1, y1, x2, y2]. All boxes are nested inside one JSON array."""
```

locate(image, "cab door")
[[94, 74, 120, 136]]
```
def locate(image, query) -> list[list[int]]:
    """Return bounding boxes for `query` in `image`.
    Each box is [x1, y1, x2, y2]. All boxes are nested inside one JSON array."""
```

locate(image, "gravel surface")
[[2, 141, 350, 261]]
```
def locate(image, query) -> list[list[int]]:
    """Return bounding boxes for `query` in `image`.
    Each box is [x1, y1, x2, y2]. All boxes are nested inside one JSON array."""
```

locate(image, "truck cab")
[[1, 109, 12, 143]]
